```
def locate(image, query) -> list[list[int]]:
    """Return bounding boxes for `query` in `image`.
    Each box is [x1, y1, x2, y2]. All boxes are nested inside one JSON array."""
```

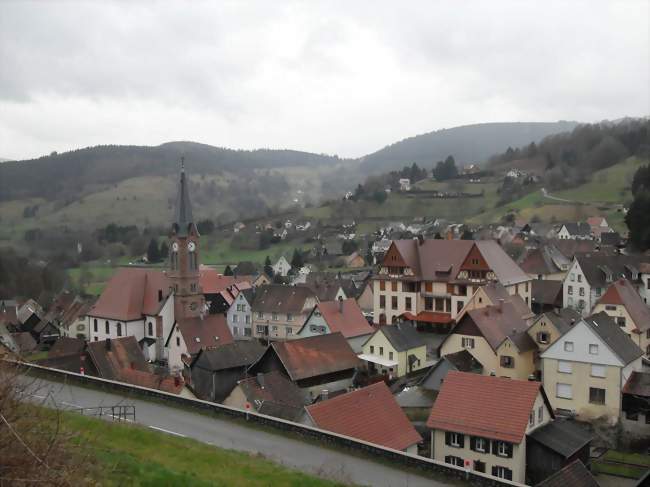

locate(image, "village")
[[2, 163, 649, 487]]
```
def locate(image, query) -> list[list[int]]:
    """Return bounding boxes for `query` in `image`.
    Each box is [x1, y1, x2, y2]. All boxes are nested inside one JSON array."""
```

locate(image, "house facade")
[[227, 289, 254, 339], [273, 256, 292, 277], [359, 324, 427, 378], [251, 285, 318, 340]]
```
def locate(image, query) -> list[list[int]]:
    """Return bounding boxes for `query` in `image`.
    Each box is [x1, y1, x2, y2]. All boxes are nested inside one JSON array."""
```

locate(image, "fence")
[[12, 360, 525, 487]]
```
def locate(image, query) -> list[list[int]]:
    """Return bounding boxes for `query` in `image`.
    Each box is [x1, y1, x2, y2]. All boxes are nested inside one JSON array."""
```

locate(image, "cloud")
[[0, 0, 647, 160]]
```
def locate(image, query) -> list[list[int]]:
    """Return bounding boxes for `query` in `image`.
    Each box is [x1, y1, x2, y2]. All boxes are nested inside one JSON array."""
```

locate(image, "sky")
[[0, 0, 648, 161]]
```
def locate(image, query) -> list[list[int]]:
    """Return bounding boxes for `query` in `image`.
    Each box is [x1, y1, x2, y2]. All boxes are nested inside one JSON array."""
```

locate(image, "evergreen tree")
[[159, 241, 169, 260], [264, 256, 274, 277], [290, 248, 304, 269], [224, 265, 234, 276], [146, 238, 160, 263]]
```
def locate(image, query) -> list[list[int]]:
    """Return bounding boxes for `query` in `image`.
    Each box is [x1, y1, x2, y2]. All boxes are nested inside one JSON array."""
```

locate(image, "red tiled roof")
[[199, 268, 251, 294], [462, 302, 533, 351], [86, 336, 150, 381], [597, 279, 650, 332], [89, 268, 171, 321], [307, 382, 422, 451], [177, 314, 233, 355], [271, 332, 360, 381], [426, 371, 543, 443], [314, 299, 374, 338], [118, 368, 184, 394], [402, 311, 453, 324]]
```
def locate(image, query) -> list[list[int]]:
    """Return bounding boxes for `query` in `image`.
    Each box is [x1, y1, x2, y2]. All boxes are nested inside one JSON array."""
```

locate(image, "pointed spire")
[[173, 157, 194, 236]]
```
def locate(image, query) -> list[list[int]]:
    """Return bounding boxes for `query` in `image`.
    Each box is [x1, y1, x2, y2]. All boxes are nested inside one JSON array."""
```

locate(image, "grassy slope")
[[61, 410, 348, 487]]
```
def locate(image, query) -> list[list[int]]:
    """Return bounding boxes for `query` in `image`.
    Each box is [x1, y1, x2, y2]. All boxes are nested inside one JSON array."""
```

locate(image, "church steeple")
[[173, 157, 196, 237], [168, 158, 204, 320]]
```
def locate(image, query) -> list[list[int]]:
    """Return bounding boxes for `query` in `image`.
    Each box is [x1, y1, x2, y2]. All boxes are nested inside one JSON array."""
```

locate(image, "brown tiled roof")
[[462, 302, 534, 352], [199, 267, 252, 294], [535, 459, 599, 487], [252, 285, 317, 314], [269, 332, 360, 381], [11, 332, 37, 353], [89, 268, 171, 321], [190, 341, 265, 371], [48, 337, 86, 358], [519, 247, 558, 275], [307, 382, 422, 450], [623, 371, 650, 397], [309, 299, 374, 339], [176, 314, 234, 355], [531, 280, 563, 307], [237, 370, 308, 420], [86, 336, 150, 381], [481, 282, 534, 318], [538, 308, 581, 335], [401, 311, 453, 324], [598, 278, 650, 332], [426, 371, 546, 443], [118, 368, 184, 394]]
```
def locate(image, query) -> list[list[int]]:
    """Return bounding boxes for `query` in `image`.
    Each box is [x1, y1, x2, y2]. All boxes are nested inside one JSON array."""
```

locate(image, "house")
[[359, 323, 427, 379], [226, 289, 254, 340], [251, 285, 318, 340], [247, 332, 360, 398], [343, 252, 365, 268], [16, 299, 44, 331], [525, 420, 593, 485], [519, 246, 572, 281], [399, 178, 411, 191], [526, 308, 581, 354], [540, 312, 643, 423], [297, 298, 374, 353], [200, 268, 252, 314], [439, 301, 537, 380], [189, 341, 266, 402], [30, 317, 60, 345], [563, 254, 646, 316], [557, 223, 592, 240], [419, 349, 483, 395], [535, 459, 599, 487], [59, 300, 93, 339], [426, 371, 554, 483], [223, 370, 309, 421], [373, 239, 531, 326], [272, 256, 292, 277], [457, 282, 534, 322], [586, 216, 612, 239], [304, 382, 422, 453], [621, 371, 650, 437], [166, 314, 234, 374], [600, 231, 622, 247], [531, 280, 564, 313], [592, 278, 650, 355]]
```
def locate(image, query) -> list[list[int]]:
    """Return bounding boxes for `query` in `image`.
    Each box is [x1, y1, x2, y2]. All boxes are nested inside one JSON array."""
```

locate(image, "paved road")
[[26, 376, 456, 487], [541, 187, 575, 203]]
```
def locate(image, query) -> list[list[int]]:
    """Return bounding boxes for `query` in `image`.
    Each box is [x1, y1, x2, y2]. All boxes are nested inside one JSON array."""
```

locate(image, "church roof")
[[173, 162, 194, 237]]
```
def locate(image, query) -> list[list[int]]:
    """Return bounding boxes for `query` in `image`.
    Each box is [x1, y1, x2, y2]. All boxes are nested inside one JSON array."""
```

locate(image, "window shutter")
[[505, 469, 513, 481], [492, 440, 498, 454], [470, 436, 476, 452], [444, 455, 451, 464], [485, 438, 491, 454], [506, 442, 513, 458], [492, 466, 498, 477], [458, 434, 465, 448], [445, 432, 451, 446], [500, 355, 506, 366]]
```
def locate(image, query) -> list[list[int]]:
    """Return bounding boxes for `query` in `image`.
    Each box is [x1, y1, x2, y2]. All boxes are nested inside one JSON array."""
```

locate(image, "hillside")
[[359, 121, 578, 174]]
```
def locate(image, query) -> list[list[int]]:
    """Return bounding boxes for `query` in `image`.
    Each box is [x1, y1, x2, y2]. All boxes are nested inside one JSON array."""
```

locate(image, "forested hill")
[[359, 121, 578, 174], [0, 141, 346, 201]]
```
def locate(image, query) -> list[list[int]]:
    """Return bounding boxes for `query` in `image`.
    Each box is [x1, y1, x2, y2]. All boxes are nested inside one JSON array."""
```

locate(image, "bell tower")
[[168, 158, 204, 320]]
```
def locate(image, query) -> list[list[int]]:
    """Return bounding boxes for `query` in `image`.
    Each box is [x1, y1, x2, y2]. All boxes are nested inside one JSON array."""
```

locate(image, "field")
[[53, 409, 349, 486], [591, 450, 650, 479]]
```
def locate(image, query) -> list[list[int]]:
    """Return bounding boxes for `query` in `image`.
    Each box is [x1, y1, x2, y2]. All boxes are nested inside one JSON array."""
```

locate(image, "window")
[[473, 437, 487, 453], [493, 466, 513, 481], [616, 317, 626, 327], [589, 344, 599, 355], [391, 281, 398, 292], [176, 336, 180, 347], [380, 281, 386, 291], [447, 432, 463, 448], [93, 319, 98, 332], [233, 326, 238, 336], [568, 285, 573, 295], [287, 313, 293, 321], [529, 411, 535, 426], [379, 347, 384, 356], [605, 304, 616, 311], [625, 410, 639, 421], [538, 406, 543, 423], [105, 321, 109, 334], [589, 387, 606, 405], [444, 456, 463, 467], [500, 356, 514, 368], [496, 441, 511, 457], [391, 296, 398, 310], [425, 282, 433, 293], [257, 311, 263, 319], [389, 351, 394, 360], [474, 460, 485, 473], [579, 299, 585, 309], [272, 312, 278, 321], [461, 337, 475, 349], [435, 298, 444, 311], [116, 323, 122, 337], [405, 297, 412, 311], [564, 341, 574, 352], [537, 331, 550, 344], [244, 327, 252, 337], [232, 314, 238, 323], [286, 327, 292, 335], [379, 296, 386, 309], [245, 315, 250, 324], [591, 364, 606, 377], [570, 273, 575, 282], [271, 325, 278, 332], [558, 361, 572, 373], [424, 296, 433, 310], [577, 275, 582, 283], [556, 383, 572, 399], [256, 325, 266, 334], [579, 287, 584, 296], [596, 287, 602, 296], [148, 322, 153, 335], [370, 345, 375, 354]]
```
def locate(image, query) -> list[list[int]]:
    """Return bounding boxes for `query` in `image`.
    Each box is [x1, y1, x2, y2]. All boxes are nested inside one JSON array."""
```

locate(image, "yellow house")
[[439, 301, 537, 379], [540, 312, 643, 424], [359, 324, 427, 379], [526, 308, 582, 353], [427, 371, 554, 484], [592, 278, 650, 356], [457, 282, 534, 322]]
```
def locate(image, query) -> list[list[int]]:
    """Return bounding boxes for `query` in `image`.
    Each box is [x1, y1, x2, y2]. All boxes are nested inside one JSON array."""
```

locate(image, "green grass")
[[601, 450, 650, 467], [61, 410, 349, 486], [591, 449, 650, 479]]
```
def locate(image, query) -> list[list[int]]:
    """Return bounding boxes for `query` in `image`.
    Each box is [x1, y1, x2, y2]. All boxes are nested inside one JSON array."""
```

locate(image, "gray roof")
[[575, 254, 646, 288], [191, 341, 266, 371], [562, 222, 591, 236], [528, 420, 592, 458], [540, 308, 581, 335], [586, 312, 643, 365], [379, 324, 425, 352], [535, 459, 599, 487], [173, 163, 194, 237]]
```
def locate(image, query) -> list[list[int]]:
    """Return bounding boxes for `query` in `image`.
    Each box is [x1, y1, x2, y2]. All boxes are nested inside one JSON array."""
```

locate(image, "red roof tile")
[[307, 382, 422, 451], [176, 314, 233, 355], [426, 371, 544, 443], [199, 268, 251, 294], [313, 299, 374, 338], [401, 311, 453, 324]]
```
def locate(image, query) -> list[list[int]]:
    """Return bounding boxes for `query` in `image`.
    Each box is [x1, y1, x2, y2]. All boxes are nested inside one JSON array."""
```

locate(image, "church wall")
[[88, 316, 144, 343]]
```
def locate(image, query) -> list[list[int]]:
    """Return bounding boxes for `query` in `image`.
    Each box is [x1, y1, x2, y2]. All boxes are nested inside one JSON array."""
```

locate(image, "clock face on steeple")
[[172, 242, 179, 252], [187, 241, 196, 252]]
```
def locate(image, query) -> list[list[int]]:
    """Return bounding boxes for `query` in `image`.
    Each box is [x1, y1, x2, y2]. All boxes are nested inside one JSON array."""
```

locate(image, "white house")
[[399, 178, 411, 191], [273, 256, 292, 277], [227, 289, 254, 339], [557, 223, 592, 240]]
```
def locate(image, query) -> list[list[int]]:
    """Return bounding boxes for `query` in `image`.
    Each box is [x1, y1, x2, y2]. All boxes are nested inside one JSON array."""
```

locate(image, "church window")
[[148, 322, 153, 336], [176, 337, 180, 347], [93, 319, 97, 332], [105, 321, 109, 334], [116, 323, 122, 337]]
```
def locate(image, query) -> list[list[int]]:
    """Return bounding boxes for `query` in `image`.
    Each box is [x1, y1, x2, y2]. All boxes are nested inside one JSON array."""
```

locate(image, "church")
[[86, 162, 233, 374]]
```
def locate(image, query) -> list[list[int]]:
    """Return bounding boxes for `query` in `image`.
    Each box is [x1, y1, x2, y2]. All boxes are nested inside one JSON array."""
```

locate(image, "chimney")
[[321, 389, 329, 401], [338, 295, 344, 313], [105, 338, 111, 351], [257, 373, 265, 389]]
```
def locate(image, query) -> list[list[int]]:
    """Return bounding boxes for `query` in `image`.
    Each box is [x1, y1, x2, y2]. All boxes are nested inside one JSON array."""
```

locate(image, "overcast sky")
[[0, 1, 648, 161]]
